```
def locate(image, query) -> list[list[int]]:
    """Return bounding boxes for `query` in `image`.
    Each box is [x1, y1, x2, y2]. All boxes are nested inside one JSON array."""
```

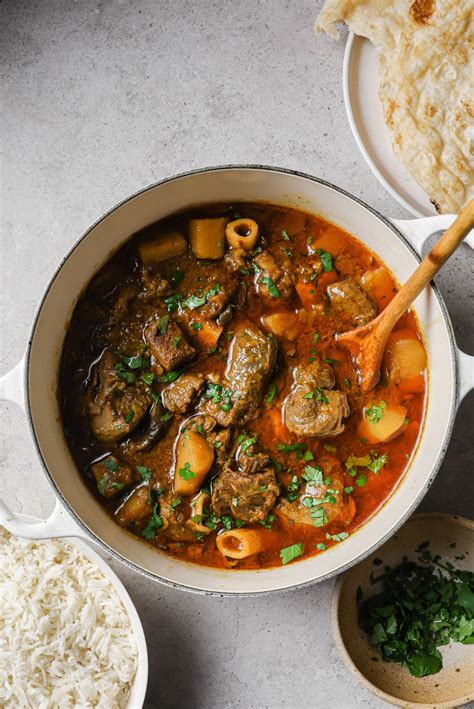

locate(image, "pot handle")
[[0, 497, 85, 539], [392, 214, 474, 404], [0, 355, 25, 410], [391, 214, 474, 257], [457, 348, 474, 405], [0, 356, 88, 540]]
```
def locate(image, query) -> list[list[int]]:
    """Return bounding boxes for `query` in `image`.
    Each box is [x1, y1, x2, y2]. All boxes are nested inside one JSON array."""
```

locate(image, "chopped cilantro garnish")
[[170, 497, 182, 509], [266, 381, 278, 405], [161, 411, 173, 422], [164, 293, 184, 312], [323, 357, 337, 365], [141, 503, 163, 539], [137, 465, 152, 481], [304, 388, 329, 404], [315, 248, 333, 272], [115, 363, 135, 384], [367, 454, 388, 474], [316, 542, 327, 551], [304, 450, 314, 462], [281, 229, 290, 241], [344, 377, 352, 388], [326, 531, 349, 542], [141, 372, 155, 385], [156, 315, 169, 334], [184, 283, 221, 310], [157, 370, 181, 383], [260, 275, 280, 298], [171, 335, 182, 348], [123, 354, 144, 370], [124, 411, 134, 424], [356, 474, 367, 487], [104, 458, 119, 472], [221, 514, 233, 530], [312, 331, 320, 343], [260, 513, 276, 530], [310, 507, 328, 528], [179, 463, 195, 481], [276, 442, 307, 459], [191, 322, 202, 330], [366, 400, 387, 423], [240, 435, 257, 453], [280, 543, 305, 565], [302, 464, 323, 485]]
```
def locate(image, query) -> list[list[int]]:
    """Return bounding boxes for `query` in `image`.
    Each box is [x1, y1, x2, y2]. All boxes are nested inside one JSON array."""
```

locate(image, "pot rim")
[[23, 164, 459, 595]]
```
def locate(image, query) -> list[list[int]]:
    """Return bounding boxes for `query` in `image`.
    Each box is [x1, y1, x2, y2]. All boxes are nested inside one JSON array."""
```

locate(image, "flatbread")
[[315, 0, 474, 213]]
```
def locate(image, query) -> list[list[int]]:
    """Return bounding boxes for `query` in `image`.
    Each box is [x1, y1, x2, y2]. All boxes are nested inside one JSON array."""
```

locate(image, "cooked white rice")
[[0, 527, 138, 708]]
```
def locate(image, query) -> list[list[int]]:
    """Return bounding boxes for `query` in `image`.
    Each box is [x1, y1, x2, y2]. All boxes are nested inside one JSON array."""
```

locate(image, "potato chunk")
[[359, 403, 408, 443], [138, 229, 187, 265], [385, 331, 427, 393], [360, 268, 396, 310], [188, 218, 227, 260], [174, 429, 214, 495]]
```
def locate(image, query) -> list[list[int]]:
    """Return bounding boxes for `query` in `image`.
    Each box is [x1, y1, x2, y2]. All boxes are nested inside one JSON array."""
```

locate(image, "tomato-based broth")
[[60, 203, 426, 569]]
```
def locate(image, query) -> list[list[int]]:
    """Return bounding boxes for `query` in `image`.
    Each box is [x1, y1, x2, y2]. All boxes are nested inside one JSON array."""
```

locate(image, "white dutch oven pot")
[[1, 166, 473, 595]]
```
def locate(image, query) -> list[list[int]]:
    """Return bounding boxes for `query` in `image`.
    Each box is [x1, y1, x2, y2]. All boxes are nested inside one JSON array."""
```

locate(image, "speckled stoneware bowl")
[[332, 513, 474, 708]]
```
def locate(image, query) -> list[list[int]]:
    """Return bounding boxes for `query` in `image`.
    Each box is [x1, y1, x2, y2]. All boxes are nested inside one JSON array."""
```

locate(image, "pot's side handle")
[[391, 214, 474, 257], [0, 497, 85, 539], [457, 348, 474, 405], [0, 355, 88, 540], [0, 356, 25, 410]]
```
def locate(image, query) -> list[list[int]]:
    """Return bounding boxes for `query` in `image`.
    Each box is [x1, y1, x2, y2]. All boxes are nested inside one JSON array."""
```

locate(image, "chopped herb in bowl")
[[357, 550, 474, 677]]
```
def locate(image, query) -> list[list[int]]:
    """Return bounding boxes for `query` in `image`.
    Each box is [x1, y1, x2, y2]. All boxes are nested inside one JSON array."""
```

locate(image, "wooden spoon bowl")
[[337, 201, 474, 391]]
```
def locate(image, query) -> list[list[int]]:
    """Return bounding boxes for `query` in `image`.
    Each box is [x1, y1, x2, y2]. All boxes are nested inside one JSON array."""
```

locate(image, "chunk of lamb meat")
[[144, 317, 195, 371], [327, 277, 376, 330], [87, 350, 149, 444], [180, 413, 231, 467], [159, 491, 196, 542], [283, 358, 349, 437], [254, 251, 293, 300], [277, 457, 356, 529], [224, 247, 248, 272], [201, 324, 277, 426], [129, 400, 171, 451], [115, 484, 153, 530], [140, 266, 171, 300], [196, 282, 237, 320], [162, 373, 205, 414], [91, 456, 135, 498], [212, 450, 279, 523]]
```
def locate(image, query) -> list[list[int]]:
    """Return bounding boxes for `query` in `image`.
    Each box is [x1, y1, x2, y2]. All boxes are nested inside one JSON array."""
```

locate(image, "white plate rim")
[[343, 32, 431, 218]]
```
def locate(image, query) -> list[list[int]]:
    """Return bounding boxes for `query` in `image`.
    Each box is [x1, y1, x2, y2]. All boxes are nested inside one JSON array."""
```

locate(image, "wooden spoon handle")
[[378, 200, 474, 336]]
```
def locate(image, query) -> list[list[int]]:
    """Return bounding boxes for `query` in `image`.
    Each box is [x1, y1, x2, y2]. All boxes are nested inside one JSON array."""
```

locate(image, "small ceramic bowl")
[[332, 513, 474, 708]]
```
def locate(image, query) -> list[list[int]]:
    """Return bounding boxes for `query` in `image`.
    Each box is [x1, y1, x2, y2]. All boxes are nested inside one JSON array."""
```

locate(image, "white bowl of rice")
[[0, 517, 148, 708]]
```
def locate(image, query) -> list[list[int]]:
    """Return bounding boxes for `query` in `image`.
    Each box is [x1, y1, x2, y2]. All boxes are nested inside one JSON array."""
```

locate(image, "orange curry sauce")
[[60, 203, 426, 569]]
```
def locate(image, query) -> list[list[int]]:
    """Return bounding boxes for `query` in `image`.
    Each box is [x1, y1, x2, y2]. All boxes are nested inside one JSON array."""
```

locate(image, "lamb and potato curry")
[[60, 203, 427, 568]]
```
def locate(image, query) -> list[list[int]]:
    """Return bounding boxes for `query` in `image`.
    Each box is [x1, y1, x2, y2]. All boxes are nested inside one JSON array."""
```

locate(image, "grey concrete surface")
[[1, 1, 473, 708]]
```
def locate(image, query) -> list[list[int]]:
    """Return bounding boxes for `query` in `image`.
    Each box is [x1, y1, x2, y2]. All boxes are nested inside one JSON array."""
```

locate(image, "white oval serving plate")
[[343, 33, 438, 218]]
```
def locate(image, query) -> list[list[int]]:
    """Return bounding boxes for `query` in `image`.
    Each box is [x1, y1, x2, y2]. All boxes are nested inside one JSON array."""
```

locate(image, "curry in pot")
[[60, 204, 427, 568]]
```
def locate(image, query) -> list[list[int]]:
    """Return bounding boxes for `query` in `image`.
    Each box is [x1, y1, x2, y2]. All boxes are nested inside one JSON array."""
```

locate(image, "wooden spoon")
[[336, 199, 474, 392]]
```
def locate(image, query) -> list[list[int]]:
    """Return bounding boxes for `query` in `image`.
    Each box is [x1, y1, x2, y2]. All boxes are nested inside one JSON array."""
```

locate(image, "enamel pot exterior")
[[18, 167, 464, 593]]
